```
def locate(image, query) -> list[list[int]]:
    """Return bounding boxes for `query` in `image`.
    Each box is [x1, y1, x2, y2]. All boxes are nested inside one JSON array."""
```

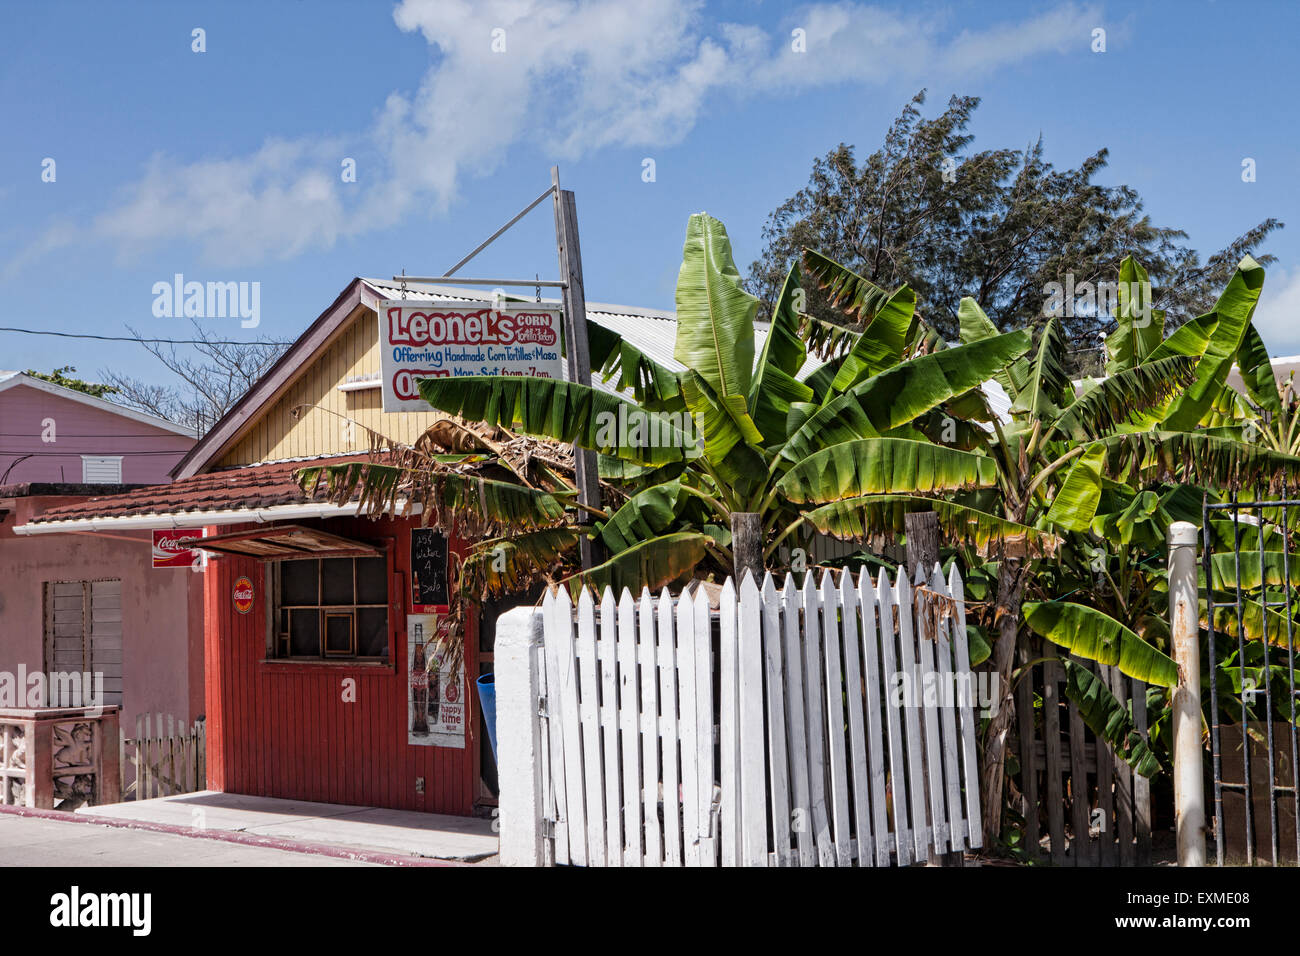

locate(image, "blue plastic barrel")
[[476, 673, 498, 763]]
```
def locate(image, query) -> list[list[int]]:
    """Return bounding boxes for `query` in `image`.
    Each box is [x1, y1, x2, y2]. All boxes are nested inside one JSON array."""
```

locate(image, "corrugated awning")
[[191, 524, 381, 560]]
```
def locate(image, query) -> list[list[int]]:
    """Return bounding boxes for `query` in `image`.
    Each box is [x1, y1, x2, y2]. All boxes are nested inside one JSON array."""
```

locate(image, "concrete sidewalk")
[[75, 791, 499, 864], [0, 811, 379, 866]]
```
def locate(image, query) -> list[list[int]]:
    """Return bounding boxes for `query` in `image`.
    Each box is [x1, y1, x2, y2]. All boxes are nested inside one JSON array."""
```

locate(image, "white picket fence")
[[496, 564, 983, 867]]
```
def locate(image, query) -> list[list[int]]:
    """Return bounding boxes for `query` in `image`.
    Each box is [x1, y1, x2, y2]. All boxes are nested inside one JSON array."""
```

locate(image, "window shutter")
[[91, 580, 124, 706]]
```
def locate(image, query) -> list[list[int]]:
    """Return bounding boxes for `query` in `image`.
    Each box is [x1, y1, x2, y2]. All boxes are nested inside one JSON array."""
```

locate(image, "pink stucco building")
[[0, 371, 203, 728]]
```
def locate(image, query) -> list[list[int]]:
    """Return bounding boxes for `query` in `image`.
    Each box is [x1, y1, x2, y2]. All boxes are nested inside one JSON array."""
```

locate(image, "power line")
[[0, 327, 290, 346], [0, 450, 188, 457]]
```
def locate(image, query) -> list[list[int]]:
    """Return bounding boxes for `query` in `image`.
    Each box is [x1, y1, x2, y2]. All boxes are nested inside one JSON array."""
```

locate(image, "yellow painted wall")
[[217, 305, 445, 466]]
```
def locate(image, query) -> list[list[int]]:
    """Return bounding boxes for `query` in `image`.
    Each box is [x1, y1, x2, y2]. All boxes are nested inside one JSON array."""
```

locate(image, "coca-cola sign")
[[153, 529, 204, 569], [232, 576, 255, 614]]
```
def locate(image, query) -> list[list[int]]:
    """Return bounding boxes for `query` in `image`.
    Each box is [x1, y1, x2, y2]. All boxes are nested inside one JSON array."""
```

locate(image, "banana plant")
[[413, 214, 1050, 596]]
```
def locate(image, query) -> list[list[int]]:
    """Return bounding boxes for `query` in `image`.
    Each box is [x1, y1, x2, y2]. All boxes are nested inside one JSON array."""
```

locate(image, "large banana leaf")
[[1203, 592, 1300, 648], [673, 213, 756, 400], [1104, 257, 1164, 376], [1012, 316, 1070, 418], [1236, 322, 1283, 419], [801, 248, 895, 323], [1046, 355, 1198, 442], [459, 527, 580, 597], [418, 376, 692, 467], [1043, 443, 1106, 531], [680, 369, 765, 489], [748, 264, 813, 444], [1208, 551, 1300, 591], [594, 480, 690, 553], [1161, 256, 1265, 430], [1061, 659, 1162, 776], [957, 296, 1028, 402], [777, 438, 997, 503], [1023, 601, 1178, 687], [565, 531, 712, 596], [587, 318, 684, 412], [297, 461, 569, 530], [1093, 431, 1300, 493], [801, 494, 1059, 558], [829, 285, 916, 392], [778, 330, 1032, 467]]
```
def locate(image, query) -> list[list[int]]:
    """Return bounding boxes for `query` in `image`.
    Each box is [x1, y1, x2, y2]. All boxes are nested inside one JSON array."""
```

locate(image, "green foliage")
[[25, 366, 118, 398]]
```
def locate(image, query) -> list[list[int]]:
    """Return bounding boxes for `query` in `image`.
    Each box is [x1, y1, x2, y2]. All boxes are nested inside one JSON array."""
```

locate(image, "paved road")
[[0, 814, 378, 866]]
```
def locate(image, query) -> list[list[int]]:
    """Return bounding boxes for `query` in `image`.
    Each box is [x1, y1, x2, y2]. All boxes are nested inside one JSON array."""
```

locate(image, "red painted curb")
[[0, 805, 473, 867]]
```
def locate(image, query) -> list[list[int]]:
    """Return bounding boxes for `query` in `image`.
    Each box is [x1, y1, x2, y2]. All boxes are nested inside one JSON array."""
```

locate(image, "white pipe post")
[[1169, 520, 1205, 867], [496, 606, 547, 866]]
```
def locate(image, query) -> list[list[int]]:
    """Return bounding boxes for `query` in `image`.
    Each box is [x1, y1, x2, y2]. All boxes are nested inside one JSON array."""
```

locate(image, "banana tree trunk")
[[980, 555, 1024, 848]]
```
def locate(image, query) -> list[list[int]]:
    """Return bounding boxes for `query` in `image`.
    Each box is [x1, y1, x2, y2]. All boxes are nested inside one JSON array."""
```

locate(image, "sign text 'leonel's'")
[[378, 300, 563, 412]]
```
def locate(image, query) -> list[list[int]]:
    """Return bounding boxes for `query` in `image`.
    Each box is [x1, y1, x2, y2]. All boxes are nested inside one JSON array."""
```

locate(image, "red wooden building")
[[17, 277, 682, 815]]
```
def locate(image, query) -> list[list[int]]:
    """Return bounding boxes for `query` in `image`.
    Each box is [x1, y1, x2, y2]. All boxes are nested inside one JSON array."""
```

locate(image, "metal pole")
[[551, 166, 603, 570], [444, 185, 557, 277], [389, 276, 567, 288], [1169, 520, 1205, 866]]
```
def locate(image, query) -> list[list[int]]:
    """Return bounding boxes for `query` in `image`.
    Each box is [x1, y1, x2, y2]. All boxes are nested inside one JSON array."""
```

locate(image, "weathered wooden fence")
[[497, 565, 983, 866], [119, 714, 206, 801], [1009, 641, 1152, 865]]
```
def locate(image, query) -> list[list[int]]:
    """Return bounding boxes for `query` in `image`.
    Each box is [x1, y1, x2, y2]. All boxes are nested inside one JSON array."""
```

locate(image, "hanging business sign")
[[152, 529, 207, 570], [377, 299, 563, 412], [407, 612, 466, 749]]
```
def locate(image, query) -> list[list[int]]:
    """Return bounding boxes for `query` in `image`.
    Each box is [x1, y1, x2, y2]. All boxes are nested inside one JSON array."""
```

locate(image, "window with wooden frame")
[[270, 556, 389, 661]]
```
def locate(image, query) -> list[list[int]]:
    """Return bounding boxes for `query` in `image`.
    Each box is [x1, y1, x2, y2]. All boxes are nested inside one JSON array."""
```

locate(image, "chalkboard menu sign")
[[410, 528, 449, 611]]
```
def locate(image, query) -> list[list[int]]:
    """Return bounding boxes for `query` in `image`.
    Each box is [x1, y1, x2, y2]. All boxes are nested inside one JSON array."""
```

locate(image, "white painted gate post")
[[496, 605, 547, 866], [1168, 521, 1205, 867]]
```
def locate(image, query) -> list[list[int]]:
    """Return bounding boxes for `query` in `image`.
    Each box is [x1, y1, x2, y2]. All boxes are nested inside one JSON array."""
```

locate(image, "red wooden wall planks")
[[202, 516, 477, 814]]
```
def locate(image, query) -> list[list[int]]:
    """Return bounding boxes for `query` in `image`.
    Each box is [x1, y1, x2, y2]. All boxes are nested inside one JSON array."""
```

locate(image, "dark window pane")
[[321, 558, 354, 605], [356, 556, 387, 605], [356, 607, 388, 657], [325, 613, 354, 655], [289, 609, 320, 656], [282, 560, 319, 606]]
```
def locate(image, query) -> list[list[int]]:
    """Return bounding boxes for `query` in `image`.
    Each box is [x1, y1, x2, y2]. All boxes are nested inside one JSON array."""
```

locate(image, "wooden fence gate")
[[119, 714, 206, 801], [498, 565, 984, 866], [1009, 640, 1153, 865]]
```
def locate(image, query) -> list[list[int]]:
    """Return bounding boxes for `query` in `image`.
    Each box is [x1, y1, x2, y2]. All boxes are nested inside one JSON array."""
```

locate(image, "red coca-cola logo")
[[232, 576, 255, 614]]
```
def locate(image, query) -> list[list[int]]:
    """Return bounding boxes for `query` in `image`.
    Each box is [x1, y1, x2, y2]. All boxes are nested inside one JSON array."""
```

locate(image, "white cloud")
[[1253, 265, 1300, 357], [4, 0, 1102, 274]]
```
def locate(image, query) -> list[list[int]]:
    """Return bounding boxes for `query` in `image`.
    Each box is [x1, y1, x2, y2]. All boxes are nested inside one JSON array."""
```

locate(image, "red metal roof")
[[26, 454, 380, 524]]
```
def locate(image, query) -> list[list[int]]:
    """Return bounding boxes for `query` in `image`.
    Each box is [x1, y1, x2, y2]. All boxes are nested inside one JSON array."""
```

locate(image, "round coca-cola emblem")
[[445, 682, 459, 703], [232, 576, 255, 614]]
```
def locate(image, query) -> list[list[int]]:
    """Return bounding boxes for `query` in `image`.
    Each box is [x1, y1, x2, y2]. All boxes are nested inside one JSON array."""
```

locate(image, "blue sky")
[[2, 0, 1298, 389]]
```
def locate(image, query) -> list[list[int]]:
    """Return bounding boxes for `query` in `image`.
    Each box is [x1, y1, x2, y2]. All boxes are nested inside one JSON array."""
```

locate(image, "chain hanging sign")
[[377, 299, 563, 412]]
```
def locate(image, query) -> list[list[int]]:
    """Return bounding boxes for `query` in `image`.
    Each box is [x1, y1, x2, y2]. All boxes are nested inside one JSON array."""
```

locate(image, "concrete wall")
[[0, 495, 203, 727]]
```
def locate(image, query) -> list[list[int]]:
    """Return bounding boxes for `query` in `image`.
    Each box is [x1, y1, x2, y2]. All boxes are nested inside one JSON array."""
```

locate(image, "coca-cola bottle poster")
[[407, 612, 465, 749]]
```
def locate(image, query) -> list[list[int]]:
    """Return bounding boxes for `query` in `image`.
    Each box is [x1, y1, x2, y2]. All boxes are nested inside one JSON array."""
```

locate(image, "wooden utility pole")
[[904, 509, 962, 866], [904, 511, 940, 584], [551, 167, 603, 570], [731, 512, 763, 583]]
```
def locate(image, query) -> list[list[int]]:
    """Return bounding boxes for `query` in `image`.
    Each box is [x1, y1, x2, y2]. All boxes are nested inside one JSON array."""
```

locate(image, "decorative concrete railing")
[[0, 706, 122, 810]]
